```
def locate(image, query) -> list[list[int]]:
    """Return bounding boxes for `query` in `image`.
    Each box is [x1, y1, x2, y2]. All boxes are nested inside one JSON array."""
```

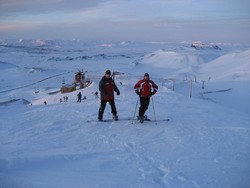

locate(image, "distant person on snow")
[[134, 73, 158, 123], [77, 92, 82, 103], [94, 91, 99, 99], [98, 70, 120, 121]]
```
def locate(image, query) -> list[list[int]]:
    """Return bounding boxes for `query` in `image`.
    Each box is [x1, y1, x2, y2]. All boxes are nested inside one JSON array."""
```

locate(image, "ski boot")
[[136, 115, 144, 123], [113, 115, 118, 121], [98, 116, 103, 121], [143, 115, 150, 121]]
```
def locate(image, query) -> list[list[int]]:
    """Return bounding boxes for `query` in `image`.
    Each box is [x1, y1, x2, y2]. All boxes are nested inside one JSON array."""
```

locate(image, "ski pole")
[[132, 96, 139, 124], [151, 96, 157, 125]]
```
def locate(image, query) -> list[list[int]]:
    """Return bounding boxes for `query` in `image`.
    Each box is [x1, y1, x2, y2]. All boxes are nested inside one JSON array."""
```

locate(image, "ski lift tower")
[[74, 69, 85, 89]]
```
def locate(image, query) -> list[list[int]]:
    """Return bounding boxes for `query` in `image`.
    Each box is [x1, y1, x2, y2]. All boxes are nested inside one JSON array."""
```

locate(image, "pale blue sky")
[[0, 0, 250, 43]]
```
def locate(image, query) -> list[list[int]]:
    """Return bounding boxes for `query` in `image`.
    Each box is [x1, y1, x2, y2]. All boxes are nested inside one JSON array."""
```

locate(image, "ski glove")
[[150, 92, 155, 96], [136, 91, 141, 96], [116, 90, 120, 95]]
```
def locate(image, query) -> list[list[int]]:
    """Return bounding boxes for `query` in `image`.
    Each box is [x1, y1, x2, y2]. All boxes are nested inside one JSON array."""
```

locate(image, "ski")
[[87, 117, 132, 123], [102, 117, 132, 122], [86, 117, 169, 124], [133, 118, 170, 123], [133, 115, 170, 124]]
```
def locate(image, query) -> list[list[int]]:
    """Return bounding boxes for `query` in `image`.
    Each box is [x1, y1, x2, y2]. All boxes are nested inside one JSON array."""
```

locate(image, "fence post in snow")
[[202, 81, 205, 89], [171, 79, 175, 91], [173, 79, 175, 91], [190, 79, 193, 98]]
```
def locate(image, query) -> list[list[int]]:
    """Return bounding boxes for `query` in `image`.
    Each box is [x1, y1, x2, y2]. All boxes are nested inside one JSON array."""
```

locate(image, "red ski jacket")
[[134, 79, 158, 98], [99, 76, 119, 101]]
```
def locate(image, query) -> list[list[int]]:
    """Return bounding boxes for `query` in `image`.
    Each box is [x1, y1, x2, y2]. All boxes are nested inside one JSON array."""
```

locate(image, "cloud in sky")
[[0, 0, 250, 43]]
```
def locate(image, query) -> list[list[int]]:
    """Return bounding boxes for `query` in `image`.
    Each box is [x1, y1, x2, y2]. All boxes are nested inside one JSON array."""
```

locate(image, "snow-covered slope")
[[0, 40, 250, 188], [198, 49, 250, 81], [137, 49, 203, 68], [132, 49, 204, 78]]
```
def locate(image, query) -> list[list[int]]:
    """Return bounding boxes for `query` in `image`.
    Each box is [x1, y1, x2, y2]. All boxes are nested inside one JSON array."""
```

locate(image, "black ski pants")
[[139, 97, 150, 117], [98, 100, 117, 118], [77, 97, 81, 103]]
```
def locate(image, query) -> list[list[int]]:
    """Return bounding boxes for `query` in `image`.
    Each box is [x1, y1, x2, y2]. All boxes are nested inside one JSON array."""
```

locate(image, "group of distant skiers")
[[60, 96, 68, 103], [98, 70, 158, 123]]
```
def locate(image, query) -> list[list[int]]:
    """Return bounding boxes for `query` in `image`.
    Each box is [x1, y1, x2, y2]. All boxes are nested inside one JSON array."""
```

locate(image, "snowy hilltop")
[[190, 41, 221, 50], [0, 40, 250, 188]]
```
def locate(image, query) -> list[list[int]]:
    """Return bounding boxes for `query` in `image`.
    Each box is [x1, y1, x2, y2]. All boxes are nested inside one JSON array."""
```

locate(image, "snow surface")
[[0, 40, 250, 188]]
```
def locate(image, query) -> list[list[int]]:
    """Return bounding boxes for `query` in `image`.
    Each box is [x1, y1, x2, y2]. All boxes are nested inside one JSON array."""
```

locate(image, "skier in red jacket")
[[98, 70, 120, 121], [134, 73, 158, 123]]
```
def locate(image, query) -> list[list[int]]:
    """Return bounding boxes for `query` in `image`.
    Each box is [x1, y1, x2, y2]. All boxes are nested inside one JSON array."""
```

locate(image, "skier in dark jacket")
[[77, 91, 82, 103], [98, 70, 120, 121], [134, 73, 158, 123]]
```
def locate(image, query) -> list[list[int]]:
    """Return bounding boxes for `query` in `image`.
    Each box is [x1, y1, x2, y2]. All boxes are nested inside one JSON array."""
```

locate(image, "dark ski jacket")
[[99, 76, 120, 101], [77, 92, 82, 99], [134, 79, 158, 98]]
